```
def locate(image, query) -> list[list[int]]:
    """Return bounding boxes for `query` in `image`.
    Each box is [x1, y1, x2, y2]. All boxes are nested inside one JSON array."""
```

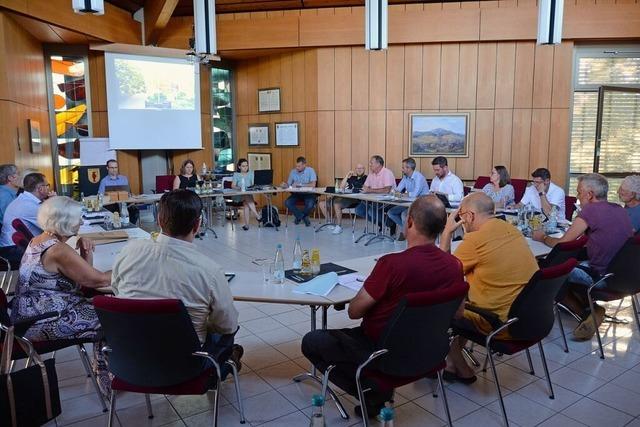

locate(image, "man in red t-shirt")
[[301, 195, 464, 418]]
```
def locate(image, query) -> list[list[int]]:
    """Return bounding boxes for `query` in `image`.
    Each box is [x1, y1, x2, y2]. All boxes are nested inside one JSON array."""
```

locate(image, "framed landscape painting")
[[409, 113, 469, 158]]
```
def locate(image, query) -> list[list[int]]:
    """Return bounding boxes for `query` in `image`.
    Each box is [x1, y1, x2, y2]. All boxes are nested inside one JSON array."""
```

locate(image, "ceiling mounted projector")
[[72, 0, 105, 15]]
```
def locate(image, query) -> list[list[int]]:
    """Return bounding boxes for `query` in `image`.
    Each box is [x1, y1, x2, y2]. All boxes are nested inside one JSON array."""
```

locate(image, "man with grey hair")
[[386, 157, 429, 241], [534, 173, 633, 340], [0, 164, 20, 225], [618, 175, 640, 232]]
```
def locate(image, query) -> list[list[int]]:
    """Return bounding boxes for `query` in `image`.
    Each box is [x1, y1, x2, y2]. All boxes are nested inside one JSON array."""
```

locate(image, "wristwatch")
[[538, 191, 545, 197]]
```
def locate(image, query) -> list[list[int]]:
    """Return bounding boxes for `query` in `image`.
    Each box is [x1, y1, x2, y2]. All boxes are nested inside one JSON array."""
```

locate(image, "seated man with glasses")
[[440, 192, 538, 383], [0, 173, 54, 267], [517, 167, 565, 218], [98, 159, 140, 224]]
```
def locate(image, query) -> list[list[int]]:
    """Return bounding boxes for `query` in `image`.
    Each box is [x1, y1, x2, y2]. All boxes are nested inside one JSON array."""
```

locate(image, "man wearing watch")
[[517, 168, 565, 219]]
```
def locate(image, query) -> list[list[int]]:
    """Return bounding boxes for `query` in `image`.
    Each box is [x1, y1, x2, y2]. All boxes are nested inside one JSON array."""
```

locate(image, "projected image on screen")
[[114, 58, 195, 110]]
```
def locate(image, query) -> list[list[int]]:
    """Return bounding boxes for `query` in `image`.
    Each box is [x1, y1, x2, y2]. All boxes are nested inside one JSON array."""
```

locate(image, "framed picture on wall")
[[409, 113, 469, 158], [275, 122, 299, 147], [248, 123, 269, 146], [28, 119, 42, 153], [258, 88, 281, 113], [247, 153, 272, 171]]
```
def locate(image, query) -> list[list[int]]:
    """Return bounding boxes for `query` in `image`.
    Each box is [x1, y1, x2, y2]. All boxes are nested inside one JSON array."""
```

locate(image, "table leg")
[[355, 200, 376, 243], [292, 304, 349, 420], [204, 197, 218, 238], [316, 195, 337, 232], [364, 201, 394, 246]]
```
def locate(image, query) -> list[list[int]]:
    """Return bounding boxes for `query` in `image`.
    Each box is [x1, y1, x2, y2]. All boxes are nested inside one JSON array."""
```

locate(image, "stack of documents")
[[338, 273, 366, 291], [293, 272, 339, 297]]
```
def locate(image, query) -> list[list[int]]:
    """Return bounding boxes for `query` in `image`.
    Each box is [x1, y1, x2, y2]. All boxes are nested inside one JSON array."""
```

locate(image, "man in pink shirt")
[[355, 155, 396, 224]]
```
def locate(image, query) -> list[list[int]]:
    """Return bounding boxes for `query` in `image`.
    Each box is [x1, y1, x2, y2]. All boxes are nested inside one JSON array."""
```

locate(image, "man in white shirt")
[[111, 190, 242, 373], [518, 168, 565, 219], [430, 156, 464, 204]]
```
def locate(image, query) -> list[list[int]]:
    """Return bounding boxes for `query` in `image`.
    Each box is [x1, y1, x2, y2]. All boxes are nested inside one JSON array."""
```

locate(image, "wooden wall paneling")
[[299, 8, 363, 47], [334, 47, 352, 111], [563, 4, 640, 39], [386, 46, 405, 110], [218, 15, 299, 50], [532, 45, 554, 108], [513, 41, 535, 108], [246, 60, 259, 114], [458, 43, 478, 110], [291, 51, 306, 112], [351, 110, 368, 169], [317, 111, 335, 185], [369, 50, 387, 110], [476, 42, 497, 108], [385, 111, 404, 177], [403, 45, 422, 110], [510, 108, 533, 179], [117, 151, 141, 193], [529, 108, 551, 171], [317, 48, 335, 110], [492, 109, 513, 168], [455, 109, 476, 179], [235, 61, 249, 115], [305, 111, 318, 175], [421, 44, 441, 110], [548, 109, 571, 186], [280, 53, 294, 113], [439, 43, 460, 109], [351, 47, 369, 110], [334, 111, 352, 178], [494, 42, 516, 109], [473, 109, 495, 178], [268, 54, 282, 90], [479, 6, 537, 40], [304, 49, 318, 111], [391, 9, 481, 44], [551, 42, 574, 109], [235, 115, 248, 160], [368, 110, 386, 160], [258, 56, 271, 90]]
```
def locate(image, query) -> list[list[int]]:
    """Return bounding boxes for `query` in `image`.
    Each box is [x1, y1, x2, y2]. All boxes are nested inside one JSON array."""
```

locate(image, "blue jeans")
[[285, 194, 317, 221], [387, 206, 408, 232], [201, 332, 236, 380], [568, 261, 606, 289]]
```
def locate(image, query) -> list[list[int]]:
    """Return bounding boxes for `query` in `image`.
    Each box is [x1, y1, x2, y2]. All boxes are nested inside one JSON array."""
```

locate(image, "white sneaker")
[[332, 225, 343, 234]]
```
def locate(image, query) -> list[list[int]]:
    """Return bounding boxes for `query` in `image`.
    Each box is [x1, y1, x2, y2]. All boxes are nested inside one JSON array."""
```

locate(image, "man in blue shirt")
[[0, 173, 51, 267], [282, 156, 317, 226], [387, 157, 429, 241], [0, 164, 20, 227], [99, 159, 139, 224]]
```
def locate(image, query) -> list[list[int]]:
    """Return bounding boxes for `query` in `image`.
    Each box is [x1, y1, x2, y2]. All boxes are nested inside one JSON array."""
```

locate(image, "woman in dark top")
[[173, 159, 201, 190], [321, 163, 367, 235]]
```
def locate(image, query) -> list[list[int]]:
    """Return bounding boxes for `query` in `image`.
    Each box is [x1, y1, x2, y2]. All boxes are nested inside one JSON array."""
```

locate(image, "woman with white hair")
[[619, 175, 640, 232], [10, 196, 112, 393]]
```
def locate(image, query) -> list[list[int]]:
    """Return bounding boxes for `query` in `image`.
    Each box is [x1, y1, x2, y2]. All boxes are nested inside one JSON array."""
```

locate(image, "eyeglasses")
[[458, 210, 474, 219]]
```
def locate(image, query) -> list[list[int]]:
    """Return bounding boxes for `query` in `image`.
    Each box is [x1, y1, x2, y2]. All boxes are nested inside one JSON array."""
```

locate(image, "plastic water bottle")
[[120, 202, 129, 225], [309, 395, 326, 427], [273, 244, 285, 284], [201, 162, 207, 175], [547, 205, 558, 232], [378, 407, 395, 426], [292, 237, 302, 272]]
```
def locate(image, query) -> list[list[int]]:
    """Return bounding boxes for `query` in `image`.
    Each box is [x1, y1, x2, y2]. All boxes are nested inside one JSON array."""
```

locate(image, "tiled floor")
[[36, 213, 640, 426]]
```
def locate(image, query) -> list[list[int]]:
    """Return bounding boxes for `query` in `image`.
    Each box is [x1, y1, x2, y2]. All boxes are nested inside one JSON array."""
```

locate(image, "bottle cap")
[[311, 394, 324, 407], [277, 244, 282, 249], [379, 407, 395, 421]]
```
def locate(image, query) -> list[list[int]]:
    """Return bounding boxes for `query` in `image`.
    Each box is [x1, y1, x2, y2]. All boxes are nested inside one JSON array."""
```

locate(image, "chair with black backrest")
[[473, 176, 490, 190], [582, 235, 640, 359], [510, 179, 528, 204], [322, 282, 469, 426], [93, 296, 245, 427], [564, 196, 577, 221], [538, 235, 589, 352], [221, 177, 243, 230], [455, 258, 577, 427], [0, 289, 109, 412]]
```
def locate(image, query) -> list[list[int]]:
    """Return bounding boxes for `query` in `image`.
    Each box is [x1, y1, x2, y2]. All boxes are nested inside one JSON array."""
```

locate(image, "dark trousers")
[[355, 202, 387, 227], [201, 332, 236, 380], [285, 194, 317, 221], [104, 204, 140, 225], [0, 245, 25, 269], [301, 327, 391, 403]]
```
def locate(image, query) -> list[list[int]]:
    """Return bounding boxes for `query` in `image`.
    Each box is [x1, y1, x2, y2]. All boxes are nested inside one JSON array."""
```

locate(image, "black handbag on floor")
[[0, 326, 61, 427]]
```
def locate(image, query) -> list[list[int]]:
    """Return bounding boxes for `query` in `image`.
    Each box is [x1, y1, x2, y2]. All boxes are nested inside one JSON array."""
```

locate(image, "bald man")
[[324, 163, 367, 235], [302, 196, 464, 417], [440, 192, 538, 383]]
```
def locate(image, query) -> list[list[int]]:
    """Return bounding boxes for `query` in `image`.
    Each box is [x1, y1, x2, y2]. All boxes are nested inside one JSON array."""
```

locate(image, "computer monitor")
[[254, 169, 273, 186]]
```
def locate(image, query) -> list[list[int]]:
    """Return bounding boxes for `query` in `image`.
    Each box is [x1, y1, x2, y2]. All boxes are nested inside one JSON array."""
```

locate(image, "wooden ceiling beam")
[[144, 0, 179, 45], [0, 0, 141, 43]]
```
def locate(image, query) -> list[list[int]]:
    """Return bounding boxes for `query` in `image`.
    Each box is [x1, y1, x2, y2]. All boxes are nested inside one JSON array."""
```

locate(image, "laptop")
[[252, 170, 273, 188], [432, 192, 452, 208], [103, 184, 130, 193]]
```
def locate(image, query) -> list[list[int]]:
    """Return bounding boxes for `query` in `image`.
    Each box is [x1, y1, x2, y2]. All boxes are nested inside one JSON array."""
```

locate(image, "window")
[[211, 68, 234, 172], [44, 50, 90, 197], [569, 47, 640, 200]]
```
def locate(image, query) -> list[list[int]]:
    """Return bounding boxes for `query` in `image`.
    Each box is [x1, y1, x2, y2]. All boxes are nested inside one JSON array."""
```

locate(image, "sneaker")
[[332, 225, 343, 234], [572, 304, 605, 341], [303, 217, 311, 227], [229, 344, 244, 373], [294, 218, 301, 225]]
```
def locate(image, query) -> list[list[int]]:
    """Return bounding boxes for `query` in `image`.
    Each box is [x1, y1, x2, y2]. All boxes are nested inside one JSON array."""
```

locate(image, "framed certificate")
[[248, 123, 269, 146], [275, 122, 299, 147], [247, 153, 272, 170], [258, 88, 281, 113]]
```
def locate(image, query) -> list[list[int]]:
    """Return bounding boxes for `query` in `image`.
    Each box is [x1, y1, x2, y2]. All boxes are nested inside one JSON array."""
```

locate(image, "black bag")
[[260, 206, 281, 227], [0, 327, 61, 427]]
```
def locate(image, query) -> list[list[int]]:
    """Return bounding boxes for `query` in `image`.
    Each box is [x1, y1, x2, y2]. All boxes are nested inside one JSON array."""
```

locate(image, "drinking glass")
[[262, 261, 274, 284], [311, 248, 320, 275]]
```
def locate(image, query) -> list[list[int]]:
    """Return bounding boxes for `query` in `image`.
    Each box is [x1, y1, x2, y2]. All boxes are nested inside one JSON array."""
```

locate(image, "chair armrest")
[[588, 273, 614, 293], [464, 303, 503, 330], [13, 310, 63, 336]]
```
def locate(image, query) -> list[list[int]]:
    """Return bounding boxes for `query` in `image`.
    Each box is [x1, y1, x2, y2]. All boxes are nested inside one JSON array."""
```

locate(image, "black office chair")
[[94, 296, 245, 427], [582, 235, 640, 359], [322, 282, 469, 426], [454, 258, 577, 427]]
